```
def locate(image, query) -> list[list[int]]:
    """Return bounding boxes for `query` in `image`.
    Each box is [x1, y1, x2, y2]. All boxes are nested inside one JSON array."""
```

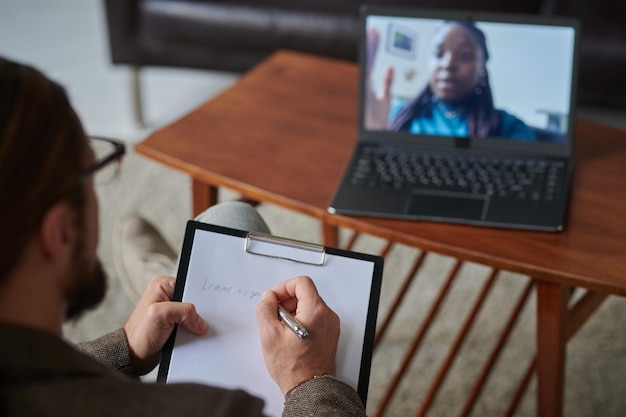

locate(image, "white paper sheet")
[[164, 227, 378, 417]]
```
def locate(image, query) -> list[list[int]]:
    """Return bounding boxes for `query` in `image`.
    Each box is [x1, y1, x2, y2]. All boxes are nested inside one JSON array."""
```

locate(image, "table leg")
[[323, 222, 339, 248], [192, 178, 218, 217], [536, 280, 569, 417]]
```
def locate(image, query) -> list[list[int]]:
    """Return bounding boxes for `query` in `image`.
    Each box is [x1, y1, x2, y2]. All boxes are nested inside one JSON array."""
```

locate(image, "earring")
[[475, 75, 487, 95]]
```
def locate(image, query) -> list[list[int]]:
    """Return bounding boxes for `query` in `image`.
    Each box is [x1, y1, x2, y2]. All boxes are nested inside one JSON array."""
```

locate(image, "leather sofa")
[[103, 0, 626, 126]]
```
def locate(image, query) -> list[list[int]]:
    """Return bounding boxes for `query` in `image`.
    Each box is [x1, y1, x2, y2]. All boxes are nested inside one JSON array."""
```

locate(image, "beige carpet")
[[63, 147, 626, 417]]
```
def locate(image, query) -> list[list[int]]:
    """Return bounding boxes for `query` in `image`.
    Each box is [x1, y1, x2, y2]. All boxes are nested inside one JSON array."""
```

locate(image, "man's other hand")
[[123, 276, 208, 375]]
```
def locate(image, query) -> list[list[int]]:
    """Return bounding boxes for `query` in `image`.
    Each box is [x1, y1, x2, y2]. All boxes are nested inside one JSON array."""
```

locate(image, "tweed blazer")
[[0, 324, 366, 417]]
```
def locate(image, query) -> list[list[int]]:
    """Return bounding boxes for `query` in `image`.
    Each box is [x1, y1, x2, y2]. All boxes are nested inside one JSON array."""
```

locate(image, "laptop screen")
[[360, 8, 578, 147]]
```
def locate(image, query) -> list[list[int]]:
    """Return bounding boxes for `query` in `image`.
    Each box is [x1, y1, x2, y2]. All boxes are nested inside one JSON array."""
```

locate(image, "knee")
[[194, 202, 271, 234]]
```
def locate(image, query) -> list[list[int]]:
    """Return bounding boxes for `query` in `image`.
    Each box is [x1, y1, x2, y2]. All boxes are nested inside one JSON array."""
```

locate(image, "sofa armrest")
[[103, 0, 142, 64]]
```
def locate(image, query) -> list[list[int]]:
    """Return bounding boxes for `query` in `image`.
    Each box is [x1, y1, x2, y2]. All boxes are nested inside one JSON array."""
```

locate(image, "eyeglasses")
[[81, 136, 126, 185]]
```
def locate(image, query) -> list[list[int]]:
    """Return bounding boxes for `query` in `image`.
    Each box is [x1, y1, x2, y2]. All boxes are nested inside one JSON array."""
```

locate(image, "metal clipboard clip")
[[244, 232, 326, 266]]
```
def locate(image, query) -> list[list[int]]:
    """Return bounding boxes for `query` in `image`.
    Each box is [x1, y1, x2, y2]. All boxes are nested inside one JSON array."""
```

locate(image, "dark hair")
[[0, 57, 87, 280], [390, 21, 500, 137]]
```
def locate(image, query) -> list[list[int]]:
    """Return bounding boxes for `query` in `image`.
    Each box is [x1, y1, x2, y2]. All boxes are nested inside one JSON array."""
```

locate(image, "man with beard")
[[0, 57, 366, 417]]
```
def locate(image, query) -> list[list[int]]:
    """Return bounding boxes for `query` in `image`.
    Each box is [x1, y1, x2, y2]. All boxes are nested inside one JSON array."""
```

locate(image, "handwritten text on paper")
[[201, 279, 262, 301]]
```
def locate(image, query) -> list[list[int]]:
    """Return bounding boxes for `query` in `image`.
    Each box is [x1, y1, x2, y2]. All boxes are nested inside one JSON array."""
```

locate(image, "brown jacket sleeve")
[[76, 329, 367, 416], [283, 375, 367, 417], [75, 327, 136, 376]]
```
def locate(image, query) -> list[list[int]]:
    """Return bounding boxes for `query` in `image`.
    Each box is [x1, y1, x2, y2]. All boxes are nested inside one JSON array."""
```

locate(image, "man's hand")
[[123, 276, 208, 375], [256, 276, 340, 397]]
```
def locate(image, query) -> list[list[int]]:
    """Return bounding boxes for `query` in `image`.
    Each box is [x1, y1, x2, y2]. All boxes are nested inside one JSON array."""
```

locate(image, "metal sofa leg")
[[130, 65, 145, 128]]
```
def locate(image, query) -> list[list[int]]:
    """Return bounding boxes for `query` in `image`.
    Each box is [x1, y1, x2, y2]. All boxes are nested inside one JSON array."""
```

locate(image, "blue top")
[[388, 100, 536, 140]]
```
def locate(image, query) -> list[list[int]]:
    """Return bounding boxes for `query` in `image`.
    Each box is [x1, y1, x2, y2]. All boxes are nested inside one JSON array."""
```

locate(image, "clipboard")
[[158, 221, 383, 416]]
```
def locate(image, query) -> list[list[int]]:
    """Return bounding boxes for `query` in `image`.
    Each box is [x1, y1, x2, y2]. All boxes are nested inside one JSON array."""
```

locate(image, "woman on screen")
[[365, 21, 536, 140]]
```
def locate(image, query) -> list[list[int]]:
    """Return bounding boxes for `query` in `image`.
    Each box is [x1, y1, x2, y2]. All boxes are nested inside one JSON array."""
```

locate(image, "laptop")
[[329, 6, 580, 232]]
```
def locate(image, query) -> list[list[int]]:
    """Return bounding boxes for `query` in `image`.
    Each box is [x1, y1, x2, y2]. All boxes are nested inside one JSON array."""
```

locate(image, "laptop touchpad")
[[405, 192, 486, 220]]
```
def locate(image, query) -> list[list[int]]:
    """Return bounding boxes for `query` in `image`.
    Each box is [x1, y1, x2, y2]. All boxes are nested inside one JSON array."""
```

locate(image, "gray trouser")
[[158, 202, 271, 281], [194, 201, 270, 234]]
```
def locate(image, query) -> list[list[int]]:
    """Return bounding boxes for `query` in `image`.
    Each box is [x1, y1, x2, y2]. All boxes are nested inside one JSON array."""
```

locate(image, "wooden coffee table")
[[136, 50, 626, 417]]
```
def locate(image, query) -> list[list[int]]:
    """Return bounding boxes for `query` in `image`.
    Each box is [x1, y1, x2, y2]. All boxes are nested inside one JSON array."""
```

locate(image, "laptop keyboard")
[[349, 147, 565, 202]]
